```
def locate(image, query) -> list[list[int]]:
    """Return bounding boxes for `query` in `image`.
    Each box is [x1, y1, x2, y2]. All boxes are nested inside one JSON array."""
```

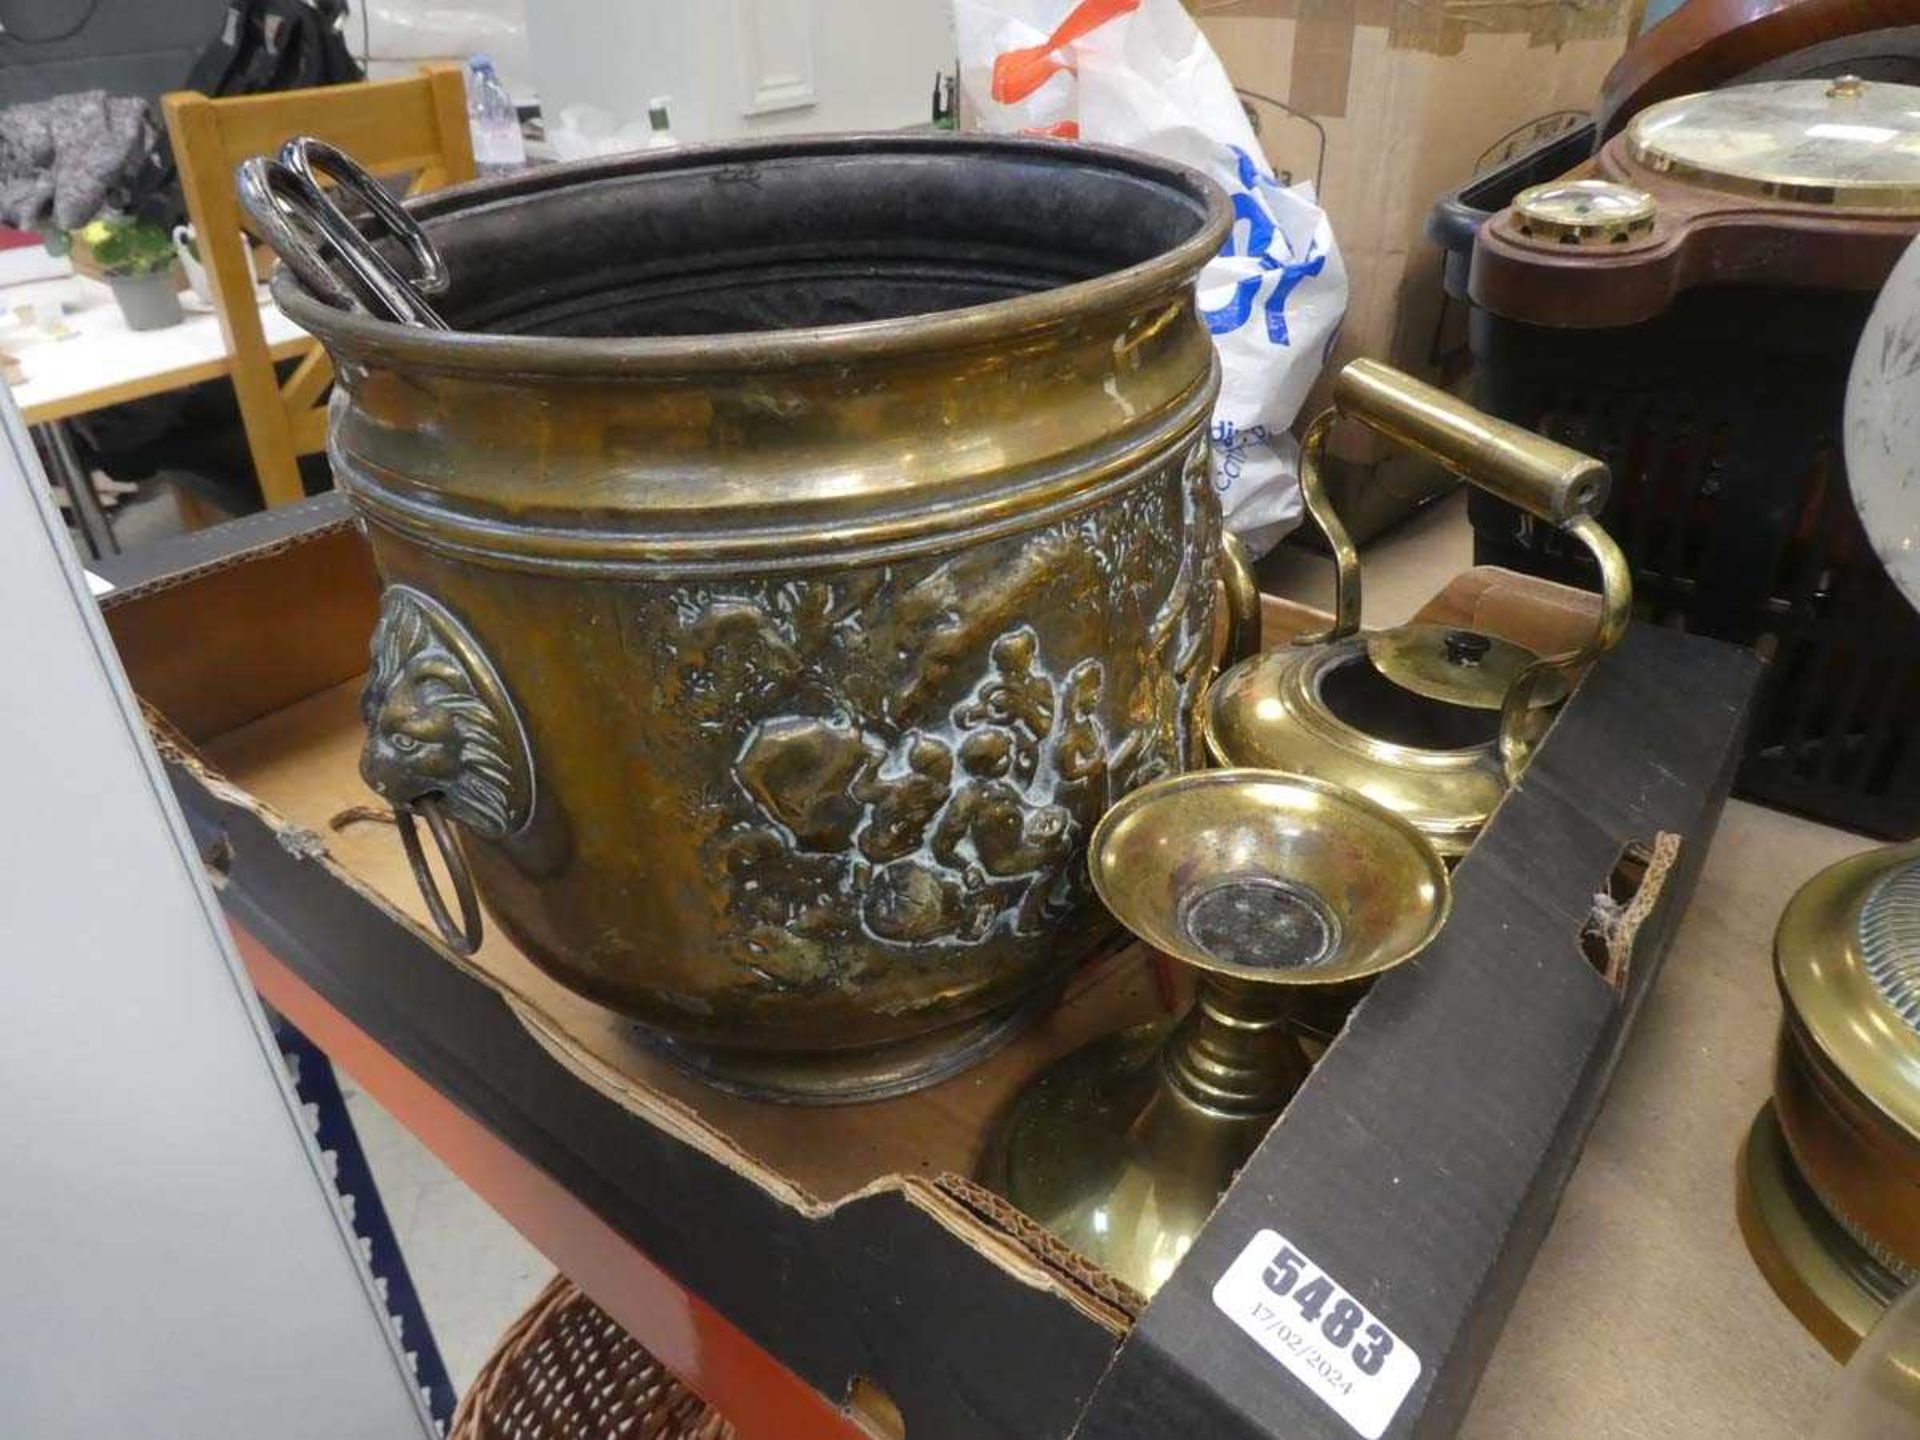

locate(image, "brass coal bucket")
[[242, 135, 1233, 1102]]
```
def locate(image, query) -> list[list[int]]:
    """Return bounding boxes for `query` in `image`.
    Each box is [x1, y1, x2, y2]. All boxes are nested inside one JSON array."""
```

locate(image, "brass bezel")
[[1626, 80, 1920, 214], [1513, 178, 1658, 245]]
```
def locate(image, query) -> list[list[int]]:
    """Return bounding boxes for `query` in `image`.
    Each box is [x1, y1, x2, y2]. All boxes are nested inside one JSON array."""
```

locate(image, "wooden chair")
[[161, 66, 476, 510]]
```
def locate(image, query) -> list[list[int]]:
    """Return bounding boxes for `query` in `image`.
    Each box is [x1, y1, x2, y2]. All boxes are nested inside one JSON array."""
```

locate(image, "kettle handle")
[[1495, 513, 1633, 780], [1332, 359, 1609, 524], [1291, 360, 1632, 775]]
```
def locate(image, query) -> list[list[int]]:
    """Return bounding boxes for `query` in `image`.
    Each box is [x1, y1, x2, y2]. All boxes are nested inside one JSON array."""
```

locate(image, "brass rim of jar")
[[290, 133, 1234, 575], [331, 374, 1220, 576], [271, 132, 1233, 378]]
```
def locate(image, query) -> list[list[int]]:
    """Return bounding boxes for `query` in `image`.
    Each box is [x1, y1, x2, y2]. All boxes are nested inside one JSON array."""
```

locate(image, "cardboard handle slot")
[[1579, 833, 1682, 993]]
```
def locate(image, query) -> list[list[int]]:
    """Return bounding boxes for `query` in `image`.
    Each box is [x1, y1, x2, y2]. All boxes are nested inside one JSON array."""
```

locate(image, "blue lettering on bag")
[[1201, 145, 1326, 345]]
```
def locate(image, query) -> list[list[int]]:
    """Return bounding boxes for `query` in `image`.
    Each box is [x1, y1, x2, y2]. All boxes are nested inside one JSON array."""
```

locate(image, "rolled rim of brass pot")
[[281, 133, 1238, 1100], [272, 133, 1233, 575], [275, 133, 1231, 370]]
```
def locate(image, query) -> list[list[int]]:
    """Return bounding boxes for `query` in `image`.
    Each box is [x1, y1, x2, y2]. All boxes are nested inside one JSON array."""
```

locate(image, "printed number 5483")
[[1262, 1245, 1395, 1377]]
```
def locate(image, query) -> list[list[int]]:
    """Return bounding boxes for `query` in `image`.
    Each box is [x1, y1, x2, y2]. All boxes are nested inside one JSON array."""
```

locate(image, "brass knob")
[[1443, 629, 1492, 666]]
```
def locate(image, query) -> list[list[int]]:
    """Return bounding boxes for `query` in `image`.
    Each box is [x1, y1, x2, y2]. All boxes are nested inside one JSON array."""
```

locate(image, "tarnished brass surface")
[[1204, 360, 1630, 856], [1205, 642, 1507, 861], [1743, 844, 1920, 1354], [1774, 1037, 1920, 1277], [1218, 530, 1263, 665], [1766, 844, 1920, 1278], [1775, 842, 1920, 1153], [981, 770, 1449, 1295], [1739, 1104, 1900, 1362], [271, 135, 1233, 1100]]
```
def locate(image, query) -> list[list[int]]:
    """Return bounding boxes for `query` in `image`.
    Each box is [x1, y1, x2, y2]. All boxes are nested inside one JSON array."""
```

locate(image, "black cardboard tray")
[[98, 495, 1759, 1440]]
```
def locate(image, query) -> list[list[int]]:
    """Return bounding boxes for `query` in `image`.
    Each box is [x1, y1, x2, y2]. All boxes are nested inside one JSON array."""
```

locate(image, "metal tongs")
[[235, 136, 451, 329]]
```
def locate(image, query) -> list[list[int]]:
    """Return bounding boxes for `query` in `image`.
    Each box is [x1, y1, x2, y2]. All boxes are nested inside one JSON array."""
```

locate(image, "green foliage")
[[79, 216, 177, 277]]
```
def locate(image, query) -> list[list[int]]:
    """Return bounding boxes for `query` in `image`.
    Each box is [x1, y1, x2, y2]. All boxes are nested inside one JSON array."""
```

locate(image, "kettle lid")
[[1364, 622, 1566, 711]]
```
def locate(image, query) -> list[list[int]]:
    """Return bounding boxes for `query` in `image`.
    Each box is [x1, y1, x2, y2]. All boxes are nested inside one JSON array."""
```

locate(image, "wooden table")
[[1, 256, 309, 556]]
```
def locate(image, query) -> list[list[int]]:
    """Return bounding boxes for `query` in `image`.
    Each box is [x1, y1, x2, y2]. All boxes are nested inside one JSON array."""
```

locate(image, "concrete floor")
[[337, 1075, 554, 1395]]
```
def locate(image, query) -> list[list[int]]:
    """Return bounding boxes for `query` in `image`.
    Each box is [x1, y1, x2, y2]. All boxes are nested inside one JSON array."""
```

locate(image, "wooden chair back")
[[161, 66, 476, 509]]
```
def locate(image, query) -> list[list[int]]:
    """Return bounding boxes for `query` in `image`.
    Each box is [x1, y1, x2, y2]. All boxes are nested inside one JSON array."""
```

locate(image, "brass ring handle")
[[394, 795, 484, 955], [1218, 530, 1263, 663]]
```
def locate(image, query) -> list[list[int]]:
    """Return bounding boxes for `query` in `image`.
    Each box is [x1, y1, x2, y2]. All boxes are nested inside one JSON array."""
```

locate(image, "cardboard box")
[[1195, 0, 1629, 455], [99, 496, 1757, 1439]]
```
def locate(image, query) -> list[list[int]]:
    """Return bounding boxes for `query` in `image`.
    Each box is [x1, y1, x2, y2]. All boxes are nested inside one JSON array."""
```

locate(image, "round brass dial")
[[1626, 78, 1920, 212], [1513, 178, 1657, 245]]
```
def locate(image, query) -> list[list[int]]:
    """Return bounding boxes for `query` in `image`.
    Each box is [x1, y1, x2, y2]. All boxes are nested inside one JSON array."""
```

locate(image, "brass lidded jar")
[[258, 135, 1233, 1102], [1742, 843, 1920, 1357]]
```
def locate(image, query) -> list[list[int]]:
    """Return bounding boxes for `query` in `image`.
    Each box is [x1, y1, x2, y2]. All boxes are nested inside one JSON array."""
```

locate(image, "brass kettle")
[[1207, 360, 1632, 859]]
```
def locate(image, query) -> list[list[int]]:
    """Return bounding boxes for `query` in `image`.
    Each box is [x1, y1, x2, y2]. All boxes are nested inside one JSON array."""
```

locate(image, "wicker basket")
[[450, 1277, 736, 1440]]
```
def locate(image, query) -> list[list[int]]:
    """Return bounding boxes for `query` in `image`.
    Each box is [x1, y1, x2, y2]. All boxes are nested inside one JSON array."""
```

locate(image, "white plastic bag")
[[954, 0, 1348, 554], [362, 2, 534, 99]]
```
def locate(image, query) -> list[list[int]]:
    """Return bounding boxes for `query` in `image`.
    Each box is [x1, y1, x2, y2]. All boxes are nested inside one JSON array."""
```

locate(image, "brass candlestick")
[[980, 769, 1451, 1297]]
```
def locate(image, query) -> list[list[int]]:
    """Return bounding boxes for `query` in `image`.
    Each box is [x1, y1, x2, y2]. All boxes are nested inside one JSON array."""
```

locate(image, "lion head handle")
[[360, 587, 531, 839]]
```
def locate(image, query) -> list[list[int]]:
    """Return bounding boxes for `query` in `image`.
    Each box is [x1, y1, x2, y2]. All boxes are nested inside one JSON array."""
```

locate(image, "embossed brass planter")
[[979, 770, 1451, 1296], [246, 135, 1233, 1102], [1204, 360, 1632, 859], [1741, 843, 1920, 1358]]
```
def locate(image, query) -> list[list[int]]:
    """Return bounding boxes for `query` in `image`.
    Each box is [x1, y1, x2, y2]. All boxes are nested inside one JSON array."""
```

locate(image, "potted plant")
[[78, 216, 183, 331]]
